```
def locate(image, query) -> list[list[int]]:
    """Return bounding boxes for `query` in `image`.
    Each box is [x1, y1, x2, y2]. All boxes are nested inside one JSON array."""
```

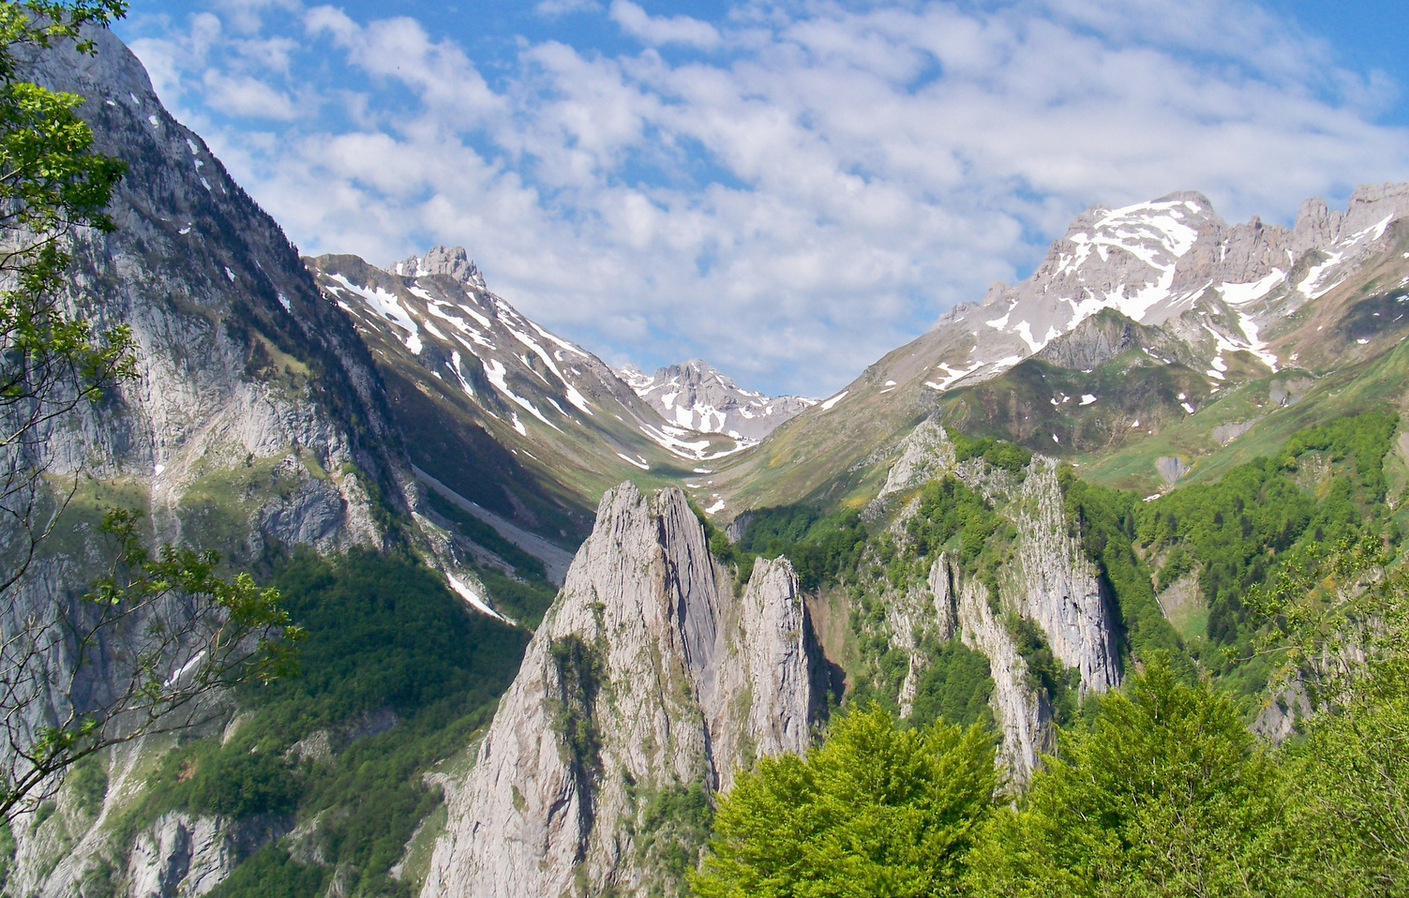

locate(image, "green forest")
[[685, 409, 1409, 897]]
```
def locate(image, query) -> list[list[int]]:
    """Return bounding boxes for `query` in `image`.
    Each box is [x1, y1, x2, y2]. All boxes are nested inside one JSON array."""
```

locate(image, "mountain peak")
[[389, 245, 487, 290], [619, 359, 816, 441]]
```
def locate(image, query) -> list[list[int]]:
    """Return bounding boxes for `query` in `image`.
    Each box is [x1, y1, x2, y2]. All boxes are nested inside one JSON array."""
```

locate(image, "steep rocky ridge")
[[21, 28, 410, 557], [858, 424, 1119, 779], [0, 27, 512, 897], [929, 554, 1053, 784], [619, 359, 816, 442], [1009, 458, 1121, 696], [421, 484, 827, 898], [306, 252, 744, 540]]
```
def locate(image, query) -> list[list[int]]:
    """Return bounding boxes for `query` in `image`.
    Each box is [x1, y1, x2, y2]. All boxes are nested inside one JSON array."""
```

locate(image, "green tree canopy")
[[692, 705, 996, 898], [967, 660, 1284, 897]]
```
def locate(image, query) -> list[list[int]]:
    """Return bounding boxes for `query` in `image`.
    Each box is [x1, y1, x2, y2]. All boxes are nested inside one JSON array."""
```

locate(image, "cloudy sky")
[[114, 0, 1409, 397]]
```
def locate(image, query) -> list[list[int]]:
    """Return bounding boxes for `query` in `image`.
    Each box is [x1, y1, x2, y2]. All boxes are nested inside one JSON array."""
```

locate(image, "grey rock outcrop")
[[930, 554, 1052, 785], [421, 484, 826, 898], [127, 812, 238, 898], [1009, 458, 1121, 696], [2, 27, 436, 897], [391, 245, 488, 290], [875, 429, 1120, 777], [19, 25, 410, 559], [877, 417, 956, 499]]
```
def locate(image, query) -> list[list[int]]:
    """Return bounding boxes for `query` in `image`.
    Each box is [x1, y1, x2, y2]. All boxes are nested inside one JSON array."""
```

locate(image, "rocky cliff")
[[930, 554, 1053, 785], [1009, 458, 1121, 697], [868, 421, 1120, 779], [20, 28, 409, 559], [1, 26, 444, 898], [421, 484, 826, 898]]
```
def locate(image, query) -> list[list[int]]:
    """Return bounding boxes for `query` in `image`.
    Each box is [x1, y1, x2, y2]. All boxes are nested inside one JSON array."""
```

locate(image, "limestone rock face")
[[930, 554, 1052, 785], [420, 484, 826, 898], [1, 29, 438, 897], [1010, 458, 1121, 697], [875, 423, 1120, 777], [878, 417, 956, 499], [391, 245, 488, 290], [20, 26, 409, 558], [127, 813, 237, 898]]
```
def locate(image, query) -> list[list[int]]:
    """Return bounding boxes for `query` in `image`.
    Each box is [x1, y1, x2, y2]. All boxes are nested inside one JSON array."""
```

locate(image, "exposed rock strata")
[[421, 484, 825, 898], [875, 423, 1120, 776], [930, 553, 1053, 785], [126, 812, 238, 898], [1009, 458, 1121, 696]]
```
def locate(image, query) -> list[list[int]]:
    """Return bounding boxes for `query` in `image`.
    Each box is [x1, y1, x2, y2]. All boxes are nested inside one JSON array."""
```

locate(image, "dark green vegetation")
[[968, 660, 1288, 896], [422, 489, 557, 627], [696, 655, 1409, 897], [718, 504, 868, 590], [898, 640, 995, 732], [116, 551, 527, 897], [693, 706, 996, 898], [691, 409, 1409, 895]]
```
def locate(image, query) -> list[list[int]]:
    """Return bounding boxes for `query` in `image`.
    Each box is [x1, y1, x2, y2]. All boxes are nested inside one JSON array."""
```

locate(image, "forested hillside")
[[683, 408, 1409, 897]]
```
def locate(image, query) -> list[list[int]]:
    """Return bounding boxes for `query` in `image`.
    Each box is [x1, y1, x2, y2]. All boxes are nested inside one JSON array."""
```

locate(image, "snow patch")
[[1080, 394, 1098, 406], [1014, 320, 1045, 352], [482, 358, 560, 431], [449, 351, 476, 397], [1219, 269, 1285, 306], [447, 573, 507, 621], [329, 273, 425, 355], [928, 361, 983, 391], [820, 391, 848, 411], [163, 650, 207, 687], [616, 452, 650, 471]]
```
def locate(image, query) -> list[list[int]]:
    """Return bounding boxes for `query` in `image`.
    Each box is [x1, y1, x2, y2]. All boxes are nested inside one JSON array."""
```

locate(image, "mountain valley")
[[7, 18, 1409, 898]]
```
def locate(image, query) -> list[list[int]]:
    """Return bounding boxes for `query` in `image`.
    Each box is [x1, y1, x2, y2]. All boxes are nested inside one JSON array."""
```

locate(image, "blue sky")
[[113, 1, 1409, 397]]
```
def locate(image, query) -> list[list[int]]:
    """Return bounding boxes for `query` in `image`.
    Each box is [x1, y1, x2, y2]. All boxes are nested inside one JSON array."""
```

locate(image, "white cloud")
[[609, 1, 721, 49], [201, 71, 298, 119], [117, 0, 1409, 396]]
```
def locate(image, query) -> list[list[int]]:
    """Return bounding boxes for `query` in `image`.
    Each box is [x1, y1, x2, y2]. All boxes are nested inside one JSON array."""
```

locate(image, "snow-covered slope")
[[788, 185, 1409, 421], [714, 184, 1409, 508], [619, 359, 816, 442], [909, 186, 1409, 394], [306, 249, 745, 520]]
